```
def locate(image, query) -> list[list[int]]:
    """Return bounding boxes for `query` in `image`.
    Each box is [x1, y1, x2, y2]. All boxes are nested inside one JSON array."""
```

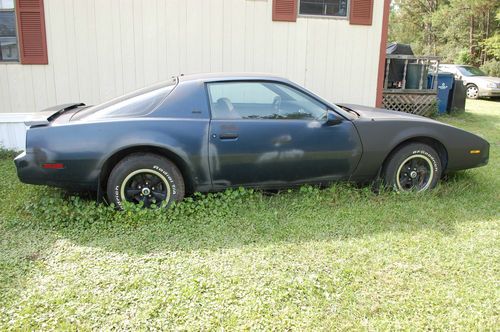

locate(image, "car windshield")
[[457, 66, 486, 77], [72, 79, 177, 121]]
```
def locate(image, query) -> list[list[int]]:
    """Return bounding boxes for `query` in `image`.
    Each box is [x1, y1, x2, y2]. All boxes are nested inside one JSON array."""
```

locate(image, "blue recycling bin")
[[428, 73, 454, 114]]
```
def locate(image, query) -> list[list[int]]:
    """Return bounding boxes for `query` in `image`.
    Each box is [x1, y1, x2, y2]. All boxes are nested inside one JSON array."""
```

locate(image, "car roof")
[[440, 64, 473, 67], [177, 72, 290, 83]]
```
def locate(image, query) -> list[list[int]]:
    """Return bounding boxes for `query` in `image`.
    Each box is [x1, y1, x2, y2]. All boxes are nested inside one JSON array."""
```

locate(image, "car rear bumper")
[[14, 151, 96, 191], [14, 151, 35, 184]]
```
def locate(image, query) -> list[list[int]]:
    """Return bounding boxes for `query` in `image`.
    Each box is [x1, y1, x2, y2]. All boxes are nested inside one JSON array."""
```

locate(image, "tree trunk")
[[483, 10, 490, 63], [469, 15, 475, 65]]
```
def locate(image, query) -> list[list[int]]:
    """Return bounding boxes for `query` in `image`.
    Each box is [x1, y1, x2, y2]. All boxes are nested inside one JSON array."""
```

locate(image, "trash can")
[[434, 73, 455, 114], [449, 79, 466, 113], [406, 63, 428, 89]]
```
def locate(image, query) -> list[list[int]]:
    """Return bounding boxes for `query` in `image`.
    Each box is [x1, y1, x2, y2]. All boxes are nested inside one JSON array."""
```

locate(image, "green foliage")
[[480, 59, 500, 76], [390, 0, 500, 65], [0, 147, 19, 160], [0, 100, 499, 330], [482, 33, 500, 59], [22, 187, 260, 230], [456, 49, 472, 65]]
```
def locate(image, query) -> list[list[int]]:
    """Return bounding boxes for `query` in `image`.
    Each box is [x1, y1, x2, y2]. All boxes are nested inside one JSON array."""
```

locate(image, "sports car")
[[15, 73, 490, 208]]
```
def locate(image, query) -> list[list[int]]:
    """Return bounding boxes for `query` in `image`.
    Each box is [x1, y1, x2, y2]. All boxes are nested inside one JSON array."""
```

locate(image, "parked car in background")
[[439, 64, 500, 99], [15, 73, 490, 209]]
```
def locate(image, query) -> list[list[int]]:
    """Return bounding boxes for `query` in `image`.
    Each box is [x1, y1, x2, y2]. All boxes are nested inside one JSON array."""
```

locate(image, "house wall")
[[0, 0, 386, 150]]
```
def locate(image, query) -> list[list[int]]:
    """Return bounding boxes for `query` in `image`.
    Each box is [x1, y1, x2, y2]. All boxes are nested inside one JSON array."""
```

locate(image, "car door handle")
[[219, 133, 239, 140]]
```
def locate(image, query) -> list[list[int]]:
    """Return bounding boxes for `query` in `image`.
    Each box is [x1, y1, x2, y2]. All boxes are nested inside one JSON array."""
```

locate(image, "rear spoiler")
[[25, 103, 85, 127]]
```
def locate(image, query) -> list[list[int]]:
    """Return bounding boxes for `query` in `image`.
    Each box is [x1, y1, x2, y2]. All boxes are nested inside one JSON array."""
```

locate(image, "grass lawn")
[[0, 99, 499, 330]]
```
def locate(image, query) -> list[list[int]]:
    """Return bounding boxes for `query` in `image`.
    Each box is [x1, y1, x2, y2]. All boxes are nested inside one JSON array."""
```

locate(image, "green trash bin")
[[406, 63, 428, 89]]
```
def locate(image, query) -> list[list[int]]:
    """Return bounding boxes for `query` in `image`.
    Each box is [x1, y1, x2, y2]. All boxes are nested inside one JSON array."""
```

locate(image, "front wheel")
[[466, 84, 479, 99], [383, 143, 442, 192], [106, 153, 185, 209]]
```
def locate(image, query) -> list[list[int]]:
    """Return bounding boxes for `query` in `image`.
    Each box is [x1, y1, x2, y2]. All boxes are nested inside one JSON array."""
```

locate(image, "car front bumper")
[[479, 87, 500, 97]]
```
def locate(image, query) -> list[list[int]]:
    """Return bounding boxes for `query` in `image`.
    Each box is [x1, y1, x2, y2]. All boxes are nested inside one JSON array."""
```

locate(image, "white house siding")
[[0, 0, 385, 150], [0, 113, 30, 150]]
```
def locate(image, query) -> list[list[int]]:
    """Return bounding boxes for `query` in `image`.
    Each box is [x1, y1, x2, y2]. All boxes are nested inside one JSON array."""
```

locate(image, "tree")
[[482, 11, 500, 60], [389, 0, 442, 56], [389, 0, 499, 65]]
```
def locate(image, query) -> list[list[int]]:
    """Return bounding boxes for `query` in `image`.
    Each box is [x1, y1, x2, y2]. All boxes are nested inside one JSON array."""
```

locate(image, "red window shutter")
[[272, 0, 297, 22], [15, 0, 48, 64], [350, 0, 374, 26]]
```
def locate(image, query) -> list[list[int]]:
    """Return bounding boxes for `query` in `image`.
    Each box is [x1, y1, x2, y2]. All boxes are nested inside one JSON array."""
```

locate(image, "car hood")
[[338, 104, 438, 123]]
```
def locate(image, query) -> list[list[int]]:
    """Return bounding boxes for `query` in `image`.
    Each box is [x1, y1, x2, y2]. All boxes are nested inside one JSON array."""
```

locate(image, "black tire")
[[106, 153, 185, 209], [383, 143, 442, 192], [466, 84, 479, 99]]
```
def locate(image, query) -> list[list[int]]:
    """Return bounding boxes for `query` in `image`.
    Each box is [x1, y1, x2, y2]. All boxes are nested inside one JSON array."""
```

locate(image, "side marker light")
[[42, 163, 64, 169]]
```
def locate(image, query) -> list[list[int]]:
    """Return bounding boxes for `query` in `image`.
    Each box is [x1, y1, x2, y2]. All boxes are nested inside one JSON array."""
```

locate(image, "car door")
[[207, 81, 362, 189]]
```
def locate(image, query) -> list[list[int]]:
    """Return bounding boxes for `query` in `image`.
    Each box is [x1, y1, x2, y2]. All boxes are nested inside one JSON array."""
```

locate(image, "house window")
[[299, 0, 349, 17], [0, 0, 18, 62]]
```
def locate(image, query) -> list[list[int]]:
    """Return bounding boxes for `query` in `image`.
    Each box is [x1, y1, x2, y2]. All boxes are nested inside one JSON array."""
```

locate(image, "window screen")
[[0, 0, 19, 62], [299, 0, 348, 17]]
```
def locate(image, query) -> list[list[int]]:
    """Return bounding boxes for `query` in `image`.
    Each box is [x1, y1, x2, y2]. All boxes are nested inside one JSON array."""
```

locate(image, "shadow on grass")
[[22, 170, 497, 258]]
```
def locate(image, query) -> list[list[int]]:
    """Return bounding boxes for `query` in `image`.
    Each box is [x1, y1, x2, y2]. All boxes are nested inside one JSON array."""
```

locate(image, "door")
[[207, 81, 362, 189]]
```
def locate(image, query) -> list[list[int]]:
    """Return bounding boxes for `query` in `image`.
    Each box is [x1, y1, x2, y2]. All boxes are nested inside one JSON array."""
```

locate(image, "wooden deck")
[[382, 55, 441, 116]]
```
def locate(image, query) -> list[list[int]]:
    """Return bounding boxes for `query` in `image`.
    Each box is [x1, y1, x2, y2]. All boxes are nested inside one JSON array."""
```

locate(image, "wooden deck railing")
[[383, 55, 441, 93], [382, 55, 442, 116]]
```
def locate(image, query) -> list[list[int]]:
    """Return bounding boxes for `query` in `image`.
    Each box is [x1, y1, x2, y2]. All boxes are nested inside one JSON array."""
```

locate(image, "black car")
[[15, 73, 490, 208]]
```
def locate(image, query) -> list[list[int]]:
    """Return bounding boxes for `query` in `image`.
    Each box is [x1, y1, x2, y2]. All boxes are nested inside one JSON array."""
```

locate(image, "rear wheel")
[[466, 84, 479, 99], [106, 153, 185, 209], [383, 143, 442, 192]]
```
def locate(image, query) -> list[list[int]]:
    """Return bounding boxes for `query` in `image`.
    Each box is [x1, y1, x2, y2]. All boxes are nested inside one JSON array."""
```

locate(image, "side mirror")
[[324, 110, 342, 126]]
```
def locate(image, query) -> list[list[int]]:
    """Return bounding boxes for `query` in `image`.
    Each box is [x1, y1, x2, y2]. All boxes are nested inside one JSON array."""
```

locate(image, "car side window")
[[73, 82, 176, 121], [207, 82, 327, 120]]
